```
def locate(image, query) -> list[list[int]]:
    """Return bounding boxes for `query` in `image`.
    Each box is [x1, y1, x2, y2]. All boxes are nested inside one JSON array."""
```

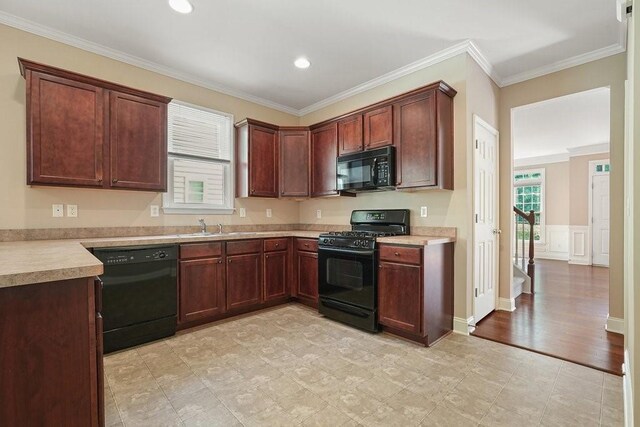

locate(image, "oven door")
[[336, 157, 375, 191], [318, 246, 376, 309]]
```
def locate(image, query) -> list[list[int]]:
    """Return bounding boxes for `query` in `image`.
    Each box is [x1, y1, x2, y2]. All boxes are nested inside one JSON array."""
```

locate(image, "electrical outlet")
[[266, 208, 272, 218], [67, 205, 78, 218], [316, 209, 322, 219], [420, 206, 428, 218], [239, 208, 246, 218], [52, 204, 64, 218], [150, 205, 160, 217]]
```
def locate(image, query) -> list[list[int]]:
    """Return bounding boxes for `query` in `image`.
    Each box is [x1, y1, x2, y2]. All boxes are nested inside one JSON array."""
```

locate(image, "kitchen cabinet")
[[310, 123, 338, 197], [279, 128, 310, 197], [236, 119, 279, 198], [337, 114, 363, 155], [294, 238, 319, 306], [394, 85, 454, 190], [19, 58, 171, 192], [377, 243, 454, 346], [179, 242, 226, 323], [0, 277, 103, 426], [263, 238, 289, 302], [226, 240, 262, 310], [364, 105, 393, 150]]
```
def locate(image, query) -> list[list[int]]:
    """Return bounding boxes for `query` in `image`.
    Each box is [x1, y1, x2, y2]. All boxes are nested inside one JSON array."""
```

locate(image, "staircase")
[[513, 206, 535, 294]]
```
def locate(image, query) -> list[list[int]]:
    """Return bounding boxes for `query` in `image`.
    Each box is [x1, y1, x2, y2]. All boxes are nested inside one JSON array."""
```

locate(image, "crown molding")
[[297, 40, 472, 116], [501, 42, 626, 87], [0, 11, 300, 116], [566, 142, 610, 157], [514, 142, 610, 167], [466, 40, 503, 87]]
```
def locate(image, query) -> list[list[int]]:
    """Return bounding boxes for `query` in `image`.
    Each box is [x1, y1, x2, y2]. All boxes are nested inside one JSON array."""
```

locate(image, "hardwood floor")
[[472, 259, 624, 375]]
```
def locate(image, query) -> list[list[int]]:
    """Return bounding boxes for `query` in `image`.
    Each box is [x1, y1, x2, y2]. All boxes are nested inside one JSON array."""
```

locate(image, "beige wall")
[[0, 24, 301, 230], [499, 53, 626, 320], [515, 162, 569, 226], [569, 153, 610, 226]]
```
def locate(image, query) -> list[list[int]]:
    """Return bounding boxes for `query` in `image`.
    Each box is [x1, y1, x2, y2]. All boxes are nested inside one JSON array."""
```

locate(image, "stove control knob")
[[354, 241, 361, 247], [329, 239, 335, 245], [323, 238, 328, 244]]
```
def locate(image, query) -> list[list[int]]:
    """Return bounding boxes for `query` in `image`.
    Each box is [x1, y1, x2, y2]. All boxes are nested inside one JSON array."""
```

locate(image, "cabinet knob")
[[265, 255, 269, 259], [218, 260, 222, 264], [228, 259, 232, 264], [394, 252, 400, 256], [112, 178, 118, 183], [275, 243, 279, 247], [97, 178, 103, 184]]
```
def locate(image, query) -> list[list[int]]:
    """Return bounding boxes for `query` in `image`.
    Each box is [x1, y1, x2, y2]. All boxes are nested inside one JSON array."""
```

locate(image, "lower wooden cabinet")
[[378, 261, 422, 334], [377, 243, 454, 346], [263, 250, 289, 302], [226, 252, 262, 311], [0, 277, 103, 426], [179, 257, 226, 323], [295, 239, 319, 305]]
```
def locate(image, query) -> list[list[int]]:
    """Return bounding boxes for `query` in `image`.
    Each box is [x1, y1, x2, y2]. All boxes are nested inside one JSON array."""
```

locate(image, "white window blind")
[[163, 101, 234, 214]]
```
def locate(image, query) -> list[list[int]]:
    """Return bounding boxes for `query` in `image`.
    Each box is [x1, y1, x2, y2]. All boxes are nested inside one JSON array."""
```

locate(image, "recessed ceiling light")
[[294, 57, 311, 69], [169, 0, 193, 14]]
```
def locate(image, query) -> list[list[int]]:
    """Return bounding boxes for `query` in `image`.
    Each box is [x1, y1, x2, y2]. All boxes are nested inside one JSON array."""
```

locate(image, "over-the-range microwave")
[[336, 146, 396, 192]]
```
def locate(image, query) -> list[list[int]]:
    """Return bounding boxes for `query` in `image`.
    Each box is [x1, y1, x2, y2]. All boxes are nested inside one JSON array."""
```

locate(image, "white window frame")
[[513, 168, 546, 244], [162, 100, 235, 215]]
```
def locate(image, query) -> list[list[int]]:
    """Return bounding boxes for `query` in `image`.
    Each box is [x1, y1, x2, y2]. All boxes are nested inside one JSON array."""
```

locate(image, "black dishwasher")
[[93, 245, 178, 353]]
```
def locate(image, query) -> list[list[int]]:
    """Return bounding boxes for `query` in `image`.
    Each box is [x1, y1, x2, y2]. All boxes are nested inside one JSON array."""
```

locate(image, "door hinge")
[[475, 288, 478, 297], [475, 139, 479, 149], [475, 214, 478, 223]]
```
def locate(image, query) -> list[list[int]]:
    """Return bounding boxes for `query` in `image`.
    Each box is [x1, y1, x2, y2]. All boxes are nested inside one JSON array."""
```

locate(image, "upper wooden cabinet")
[[236, 119, 279, 198], [19, 58, 171, 192], [310, 123, 338, 197], [279, 128, 310, 197], [337, 114, 363, 155], [394, 86, 454, 190], [364, 105, 393, 150]]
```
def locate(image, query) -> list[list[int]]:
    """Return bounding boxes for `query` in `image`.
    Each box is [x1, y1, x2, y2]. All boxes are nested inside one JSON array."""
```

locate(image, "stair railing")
[[513, 206, 536, 293]]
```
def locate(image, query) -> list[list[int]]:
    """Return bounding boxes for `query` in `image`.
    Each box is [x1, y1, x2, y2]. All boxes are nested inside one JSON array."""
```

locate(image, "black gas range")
[[318, 209, 410, 332]]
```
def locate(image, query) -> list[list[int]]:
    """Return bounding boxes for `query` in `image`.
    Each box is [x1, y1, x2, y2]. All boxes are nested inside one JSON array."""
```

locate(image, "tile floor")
[[105, 304, 624, 426]]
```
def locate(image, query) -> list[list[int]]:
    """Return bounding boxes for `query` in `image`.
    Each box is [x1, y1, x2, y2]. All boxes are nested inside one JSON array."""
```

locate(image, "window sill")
[[162, 207, 235, 215]]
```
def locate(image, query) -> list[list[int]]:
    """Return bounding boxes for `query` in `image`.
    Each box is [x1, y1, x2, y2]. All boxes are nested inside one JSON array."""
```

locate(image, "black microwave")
[[336, 146, 396, 192]]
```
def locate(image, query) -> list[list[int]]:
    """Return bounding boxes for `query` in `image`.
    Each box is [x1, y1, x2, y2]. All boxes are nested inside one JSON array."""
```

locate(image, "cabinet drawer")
[[379, 245, 422, 265], [264, 238, 288, 252], [296, 238, 318, 252], [227, 239, 262, 255], [180, 242, 223, 259]]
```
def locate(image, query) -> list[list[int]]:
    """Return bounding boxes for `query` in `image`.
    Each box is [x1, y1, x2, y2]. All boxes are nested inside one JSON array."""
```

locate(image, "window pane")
[[604, 164, 610, 172]]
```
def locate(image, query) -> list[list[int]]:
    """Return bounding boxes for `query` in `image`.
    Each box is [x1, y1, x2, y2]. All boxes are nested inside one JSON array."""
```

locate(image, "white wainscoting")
[[535, 225, 570, 261], [569, 225, 591, 265]]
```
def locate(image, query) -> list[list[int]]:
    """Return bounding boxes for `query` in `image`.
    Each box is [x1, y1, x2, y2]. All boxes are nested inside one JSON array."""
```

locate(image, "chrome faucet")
[[198, 218, 207, 234], [217, 223, 223, 234]]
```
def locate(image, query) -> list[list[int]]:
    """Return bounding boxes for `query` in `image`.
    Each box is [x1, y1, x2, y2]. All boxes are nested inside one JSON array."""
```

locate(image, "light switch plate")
[[420, 206, 428, 217], [67, 205, 78, 218], [266, 208, 272, 218], [52, 204, 64, 218], [239, 208, 246, 218], [316, 210, 322, 219], [150, 205, 160, 217]]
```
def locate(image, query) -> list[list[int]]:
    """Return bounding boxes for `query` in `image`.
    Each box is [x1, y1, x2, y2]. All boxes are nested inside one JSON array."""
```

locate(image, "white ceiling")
[[0, 0, 625, 114], [512, 87, 611, 160]]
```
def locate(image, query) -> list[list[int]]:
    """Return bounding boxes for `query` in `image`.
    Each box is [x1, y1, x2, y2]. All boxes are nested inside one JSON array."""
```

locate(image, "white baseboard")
[[453, 316, 475, 335], [497, 298, 516, 312], [606, 315, 625, 335], [624, 350, 633, 427]]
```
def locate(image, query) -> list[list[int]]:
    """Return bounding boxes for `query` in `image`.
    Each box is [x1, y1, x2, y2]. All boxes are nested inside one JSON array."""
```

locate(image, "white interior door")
[[592, 167, 610, 266], [473, 116, 499, 323]]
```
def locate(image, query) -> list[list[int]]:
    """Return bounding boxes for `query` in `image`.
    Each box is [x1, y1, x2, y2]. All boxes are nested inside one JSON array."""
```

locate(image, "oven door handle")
[[371, 157, 378, 185], [318, 247, 375, 257]]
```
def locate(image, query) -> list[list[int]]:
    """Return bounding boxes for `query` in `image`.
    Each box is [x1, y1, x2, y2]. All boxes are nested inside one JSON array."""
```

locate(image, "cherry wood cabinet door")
[[249, 124, 279, 197], [179, 257, 226, 323], [279, 129, 309, 197], [337, 114, 363, 155], [263, 251, 289, 301], [394, 90, 438, 189], [226, 252, 262, 310], [364, 105, 393, 150], [109, 91, 167, 191], [296, 250, 318, 302], [310, 123, 338, 197], [27, 71, 105, 187], [378, 261, 422, 333]]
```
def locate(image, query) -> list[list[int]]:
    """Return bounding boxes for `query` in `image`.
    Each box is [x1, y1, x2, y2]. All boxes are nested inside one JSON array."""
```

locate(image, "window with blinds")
[[162, 101, 234, 214]]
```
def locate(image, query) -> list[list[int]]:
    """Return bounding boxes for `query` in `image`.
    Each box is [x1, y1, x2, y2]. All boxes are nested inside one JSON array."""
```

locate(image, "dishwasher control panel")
[[94, 245, 178, 265]]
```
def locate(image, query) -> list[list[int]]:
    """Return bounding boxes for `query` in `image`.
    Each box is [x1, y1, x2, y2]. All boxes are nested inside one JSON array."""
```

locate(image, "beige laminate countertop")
[[0, 231, 454, 289]]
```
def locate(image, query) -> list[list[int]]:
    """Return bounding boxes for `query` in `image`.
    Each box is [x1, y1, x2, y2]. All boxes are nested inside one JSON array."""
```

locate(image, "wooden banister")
[[513, 206, 535, 293]]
